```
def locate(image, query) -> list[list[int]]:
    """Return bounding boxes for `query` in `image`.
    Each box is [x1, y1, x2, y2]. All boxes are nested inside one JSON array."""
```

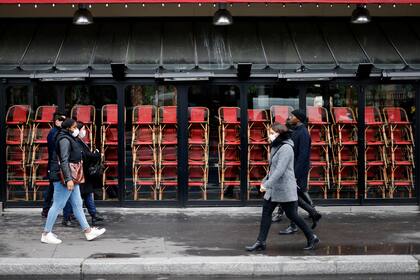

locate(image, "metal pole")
[[177, 85, 189, 207], [239, 84, 249, 204], [357, 83, 366, 205], [117, 84, 126, 204], [415, 83, 420, 207], [0, 82, 7, 208]]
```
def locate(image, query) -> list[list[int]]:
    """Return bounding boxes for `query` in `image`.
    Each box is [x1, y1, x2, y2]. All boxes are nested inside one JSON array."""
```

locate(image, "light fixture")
[[237, 63, 252, 80], [213, 3, 233, 26], [111, 63, 127, 81], [351, 5, 371, 24], [73, 4, 93, 25], [356, 63, 373, 79]]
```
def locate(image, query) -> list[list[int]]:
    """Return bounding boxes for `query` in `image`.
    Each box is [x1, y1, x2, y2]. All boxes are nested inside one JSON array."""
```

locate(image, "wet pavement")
[[0, 207, 420, 258]]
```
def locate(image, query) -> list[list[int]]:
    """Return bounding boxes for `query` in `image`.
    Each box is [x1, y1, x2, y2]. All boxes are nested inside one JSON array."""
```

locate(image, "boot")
[[245, 240, 266, 252], [301, 191, 314, 207], [303, 235, 320, 250], [41, 208, 49, 218], [298, 197, 321, 229], [91, 214, 104, 225]]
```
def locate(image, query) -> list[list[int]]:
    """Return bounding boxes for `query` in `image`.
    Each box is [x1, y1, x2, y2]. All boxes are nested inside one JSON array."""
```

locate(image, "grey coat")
[[262, 138, 298, 203]]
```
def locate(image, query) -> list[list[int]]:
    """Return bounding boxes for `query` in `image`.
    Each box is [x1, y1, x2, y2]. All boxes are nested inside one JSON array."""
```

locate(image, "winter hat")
[[291, 109, 307, 123]]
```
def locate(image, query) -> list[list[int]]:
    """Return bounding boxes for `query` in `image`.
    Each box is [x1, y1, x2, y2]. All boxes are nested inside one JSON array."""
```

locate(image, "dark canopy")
[[0, 19, 419, 78]]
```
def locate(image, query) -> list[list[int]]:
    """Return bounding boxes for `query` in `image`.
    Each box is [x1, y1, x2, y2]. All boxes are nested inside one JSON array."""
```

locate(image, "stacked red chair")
[[188, 107, 209, 200], [71, 105, 96, 151], [101, 104, 121, 200], [30, 105, 57, 201], [218, 107, 241, 200], [247, 109, 269, 199], [270, 105, 293, 125], [331, 107, 358, 199], [5, 105, 31, 200], [307, 106, 331, 199], [132, 105, 158, 200], [363, 106, 388, 198], [158, 106, 178, 200], [383, 107, 415, 198]]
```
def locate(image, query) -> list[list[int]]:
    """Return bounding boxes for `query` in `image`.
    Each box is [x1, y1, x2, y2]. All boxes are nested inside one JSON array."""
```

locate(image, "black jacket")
[[76, 138, 101, 195], [52, 130, 83, 184], [47, 126, 61, 182], [290, 123, 311, 192]]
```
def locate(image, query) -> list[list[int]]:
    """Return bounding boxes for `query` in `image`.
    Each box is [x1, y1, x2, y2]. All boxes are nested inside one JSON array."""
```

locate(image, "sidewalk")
[[0, 206, 420, 277]]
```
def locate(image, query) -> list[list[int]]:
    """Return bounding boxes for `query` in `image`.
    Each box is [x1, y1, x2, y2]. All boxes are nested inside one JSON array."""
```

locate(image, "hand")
[[66, 180, 74, 191], [260, 184, 266, 192]]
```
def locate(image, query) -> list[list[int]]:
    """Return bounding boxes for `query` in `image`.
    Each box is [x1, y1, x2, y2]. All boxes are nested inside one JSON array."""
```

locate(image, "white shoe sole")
[[86, 228, 106, 241]]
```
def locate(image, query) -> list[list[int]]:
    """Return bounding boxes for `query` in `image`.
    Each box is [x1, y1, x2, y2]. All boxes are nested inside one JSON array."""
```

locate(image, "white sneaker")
[[41, 232, 62, 244], [85, 227, 106, 241]]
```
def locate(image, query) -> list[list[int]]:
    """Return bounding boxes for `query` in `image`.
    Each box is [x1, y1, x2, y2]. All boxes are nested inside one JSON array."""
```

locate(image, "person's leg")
[[280, 201, 314, 241], [83, 193, 97, 217], [257, 199, 278, 242], [42, 182, 55, 216], [271, 205, 284, 223], [63, 201, 73, 220], [301, 191, 314, 207], [68, 185, 90, 231], [44, 181, 72, 233]]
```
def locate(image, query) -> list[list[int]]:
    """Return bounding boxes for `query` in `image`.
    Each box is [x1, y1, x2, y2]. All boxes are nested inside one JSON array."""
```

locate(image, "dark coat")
[[47, 126, 61, 182], [53, 130, 83, 184], [290, 123, 311, 192], [76, 138, 102, 195]]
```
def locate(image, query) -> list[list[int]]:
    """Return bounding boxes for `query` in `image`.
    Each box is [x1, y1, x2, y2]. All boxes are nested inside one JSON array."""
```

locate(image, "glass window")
[[365, 84, 416, 199], [162, 22, 195, 70], [247, 85, 299, 200], [0, 23, 35, 69], [188, 85, 240, 200], [65, 85, 118, 201], [307, 84, 359, 200], [6, 84, 58, 201], [125, 85, 178, 201]]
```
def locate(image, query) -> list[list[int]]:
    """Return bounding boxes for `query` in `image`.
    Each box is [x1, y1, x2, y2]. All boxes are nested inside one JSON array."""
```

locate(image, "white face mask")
[[268, 132, 279, 143], [71, 128, 80, 138], [79, 129, 86, 139]]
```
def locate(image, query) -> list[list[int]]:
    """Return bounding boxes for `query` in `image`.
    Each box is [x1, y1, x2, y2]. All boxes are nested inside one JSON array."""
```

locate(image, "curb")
[[0, 255, 419, 276]]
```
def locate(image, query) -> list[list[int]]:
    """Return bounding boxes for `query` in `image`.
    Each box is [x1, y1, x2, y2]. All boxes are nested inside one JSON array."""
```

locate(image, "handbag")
[[88, 160, 104, 177], [60, 160, 85, 185]]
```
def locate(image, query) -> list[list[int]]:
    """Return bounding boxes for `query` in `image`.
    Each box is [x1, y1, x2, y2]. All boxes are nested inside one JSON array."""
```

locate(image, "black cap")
[[291, 109, 307, 123]]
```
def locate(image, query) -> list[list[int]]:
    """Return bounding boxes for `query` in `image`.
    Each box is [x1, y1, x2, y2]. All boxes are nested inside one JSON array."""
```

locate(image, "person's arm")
[[58, 138, 73, 184], [262, 145, 293, 190], [294, 132, 310, 184]]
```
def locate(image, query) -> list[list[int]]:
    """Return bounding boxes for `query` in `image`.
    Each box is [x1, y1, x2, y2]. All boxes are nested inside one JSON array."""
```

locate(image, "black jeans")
[[258, 199, 314, 242], [42, 181, 55, 210]]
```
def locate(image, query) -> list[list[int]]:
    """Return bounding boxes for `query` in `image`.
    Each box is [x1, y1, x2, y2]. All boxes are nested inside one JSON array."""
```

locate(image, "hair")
[[61, 118, 77, 130], [53, 112, 66, 121], [76, 121, 85, 130], [270, 122, 289, 135]]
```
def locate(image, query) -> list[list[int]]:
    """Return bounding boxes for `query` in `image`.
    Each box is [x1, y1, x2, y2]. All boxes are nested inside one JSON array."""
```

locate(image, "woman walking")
[[246, 123, 319, 251], [41, 118, 106, 244]]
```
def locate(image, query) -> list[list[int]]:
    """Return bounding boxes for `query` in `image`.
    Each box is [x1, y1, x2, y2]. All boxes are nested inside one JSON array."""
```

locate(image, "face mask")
[[79, 129, 86, 139], [71, 128, 80, 138], [268, 132, 279, 143]]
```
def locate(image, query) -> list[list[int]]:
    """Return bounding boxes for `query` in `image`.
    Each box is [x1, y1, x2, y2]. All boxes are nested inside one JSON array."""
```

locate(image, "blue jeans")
[[44, 181, 90, 232], [63, 193, 97, 219]]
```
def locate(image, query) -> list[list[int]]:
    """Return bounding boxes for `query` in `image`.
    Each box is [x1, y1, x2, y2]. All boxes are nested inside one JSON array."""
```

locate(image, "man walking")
[[41, 112, 67, 218], [277, 109, 322, 234]]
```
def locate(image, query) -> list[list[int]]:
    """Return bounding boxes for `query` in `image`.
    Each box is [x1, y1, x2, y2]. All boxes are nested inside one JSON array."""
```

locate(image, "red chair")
[[389, 165, 414, 198], [159, 106, 177, 145], [189, 166, 207, 200], [6, 105, 30, 125], [6, 164, 28, 201], [383, 107, 411, 125], [365, 166, 387, 198], [102, 104, 118, 125], [133, 165, 157, 200], [188, 107, 209, 145], [248, 165, 268, 199], [132, 105, 157, 146], [102, 165, 118, 200], [307, 106, 328, 125], [220, 166, 240, 200], [32, 164, 49, 201], [103, 146, 118, 166], [334, 165, 358, 199], [33, 105, 57, 124], [270, 105, 293, 125], [219, 107, 240, 145], [308, 165, 329, 199], [32, 146, 49, 165], [158, 166, 178, 200], [307, 106, 331, 147]]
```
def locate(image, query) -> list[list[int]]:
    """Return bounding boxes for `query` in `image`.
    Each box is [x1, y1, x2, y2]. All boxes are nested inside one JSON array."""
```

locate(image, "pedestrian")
[[41, 118, 106, 244], [62, 122, 104, 226], [278, 109, 322, 234], [42, 112, 67, 218], [246, 123, 319, 252]]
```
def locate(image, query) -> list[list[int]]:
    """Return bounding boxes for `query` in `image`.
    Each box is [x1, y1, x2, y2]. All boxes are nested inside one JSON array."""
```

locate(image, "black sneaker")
[[41, 208, 49, 218], [62, 218, 76, 227]]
